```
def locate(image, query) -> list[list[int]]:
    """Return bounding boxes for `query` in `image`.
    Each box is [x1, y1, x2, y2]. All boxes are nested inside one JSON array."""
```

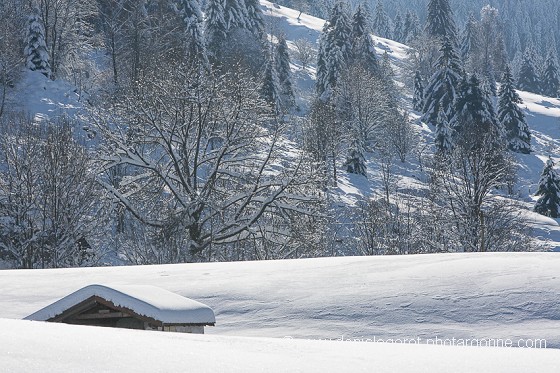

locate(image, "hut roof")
[[24, 284, 215, 325]]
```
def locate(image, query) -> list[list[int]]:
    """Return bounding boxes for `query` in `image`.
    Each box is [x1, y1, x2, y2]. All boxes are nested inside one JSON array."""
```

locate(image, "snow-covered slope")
[[1, 253, 559, 347], [6, 70, 84, 122], [262, 1, 560, 251], [3, 318, 559, 373], [9, 1, 560, 250]]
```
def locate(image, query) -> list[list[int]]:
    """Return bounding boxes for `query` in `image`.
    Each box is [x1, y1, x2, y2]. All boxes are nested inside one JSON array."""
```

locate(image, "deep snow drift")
[[1, 253, 559, 347]]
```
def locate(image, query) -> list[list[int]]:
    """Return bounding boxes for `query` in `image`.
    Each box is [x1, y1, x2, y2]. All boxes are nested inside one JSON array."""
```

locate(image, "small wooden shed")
[[24, 284, 215, 334]]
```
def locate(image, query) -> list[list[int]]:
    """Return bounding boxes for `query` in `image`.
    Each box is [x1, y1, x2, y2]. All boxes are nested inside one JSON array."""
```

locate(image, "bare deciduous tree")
[[292, 38, 315, 70], [93, 63, 317, 262], [0, 115, 105, 268]]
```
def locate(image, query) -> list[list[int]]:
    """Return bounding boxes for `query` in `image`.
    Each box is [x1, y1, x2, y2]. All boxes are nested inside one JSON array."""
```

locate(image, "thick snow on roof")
[[24, 284, 215, 325]]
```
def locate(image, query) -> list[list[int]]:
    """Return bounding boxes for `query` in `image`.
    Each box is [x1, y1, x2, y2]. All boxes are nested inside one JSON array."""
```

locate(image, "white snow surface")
[[2, 318, 559, 373], [24, 284, 215, 324], [2, 253, 560, 348]]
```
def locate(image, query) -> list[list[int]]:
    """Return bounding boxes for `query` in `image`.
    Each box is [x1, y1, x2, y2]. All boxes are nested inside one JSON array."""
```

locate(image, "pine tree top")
[[351, 4, 369, 40], [425, 0, 457, 43]]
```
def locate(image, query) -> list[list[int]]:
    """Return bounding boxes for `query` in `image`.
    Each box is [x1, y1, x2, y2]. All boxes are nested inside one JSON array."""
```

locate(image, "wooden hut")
[[24, 284, 215, 334]]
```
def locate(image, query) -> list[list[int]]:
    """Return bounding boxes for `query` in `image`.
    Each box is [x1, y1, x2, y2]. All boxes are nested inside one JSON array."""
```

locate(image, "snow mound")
[[2, 253, 560, 347]]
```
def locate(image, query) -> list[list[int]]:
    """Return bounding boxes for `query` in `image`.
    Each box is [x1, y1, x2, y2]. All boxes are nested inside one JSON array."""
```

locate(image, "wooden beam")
[[73, 312, 129, 320]]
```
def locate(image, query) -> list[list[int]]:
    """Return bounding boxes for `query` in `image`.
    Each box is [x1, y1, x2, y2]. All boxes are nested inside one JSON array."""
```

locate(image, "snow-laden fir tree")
[[316, 22, 330, 97], [204, 0, 228, 59], [260, 52, 281, 114], [434, 107, 453, 154], [460, 13, 478, 65], [517, 47, 540, 93], [275, 35, 295, 112], [351, 4, 369, 40], [350, 4, 378, 75], [24, 13, 51, 77], [324, 43, 345, 100], [412, 70, 424, 112], [534, 158, 560, 218], [541, 50, 560, 98], [352, 34, 379, 76], [403, 10, 420, 43], [422, 37, 462, 126], [498, 65, 531, 153], [244, 0, 265, 39], [372, 0, 390, 38], [424, 0, 457, 44], [345, 137, 367, 176], [393, 11, 404, 43], [316, 3, 353, 100], [451, 74, 502, 147], [176, 0, 208, 66], [223, 0, 247, 30], [327, 2, 353, 63], [481, 64, 497, 97]]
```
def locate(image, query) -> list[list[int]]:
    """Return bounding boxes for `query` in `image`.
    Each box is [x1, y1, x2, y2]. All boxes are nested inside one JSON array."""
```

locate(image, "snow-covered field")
[[1, 253, 560, 371], [3, 317, 559, 373]]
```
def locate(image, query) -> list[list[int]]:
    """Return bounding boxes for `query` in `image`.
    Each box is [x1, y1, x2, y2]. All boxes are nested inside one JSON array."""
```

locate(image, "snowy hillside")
[[2, 253, 559, 347], [261, 1, 560, 251], [5, 1, 560, 254], [2, 317, 559, 373]]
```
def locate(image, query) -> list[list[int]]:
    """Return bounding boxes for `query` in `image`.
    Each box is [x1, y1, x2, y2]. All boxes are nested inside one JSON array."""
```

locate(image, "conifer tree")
[[434, 107, 453, 154], [177, 0, 208, 66], [393, 11, 404, 43], [541, 50, 560, 98], [345, 137, 367, 176], [481, 64, 497, 97], [223, 0, 247, 30], [351, 4, 369, 40], [422, 38, 462, 126], [350, 4, 378, 75], [451, 74, 502, 147], [275, 35, 295, 112], [403, 11, 420, 43], [424, 0, 457, 44], [352, 34, 379, 76], [498, 65, 531, 153], [327, 2, 353, 63], [317, 2, 352, 100], [260, 52, 281, 114], [316, 23, 330, 97], [534, 158, 560, 218], [24, 13, 50, 77], [324, 44, 345, 100], [517, 47, 540, 93], [372, 1, 390, 39], [204, 0, 228, 59], [460, 14, 478, 64], [412, 71, 424, 112], [244, 0, 265, 39]]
